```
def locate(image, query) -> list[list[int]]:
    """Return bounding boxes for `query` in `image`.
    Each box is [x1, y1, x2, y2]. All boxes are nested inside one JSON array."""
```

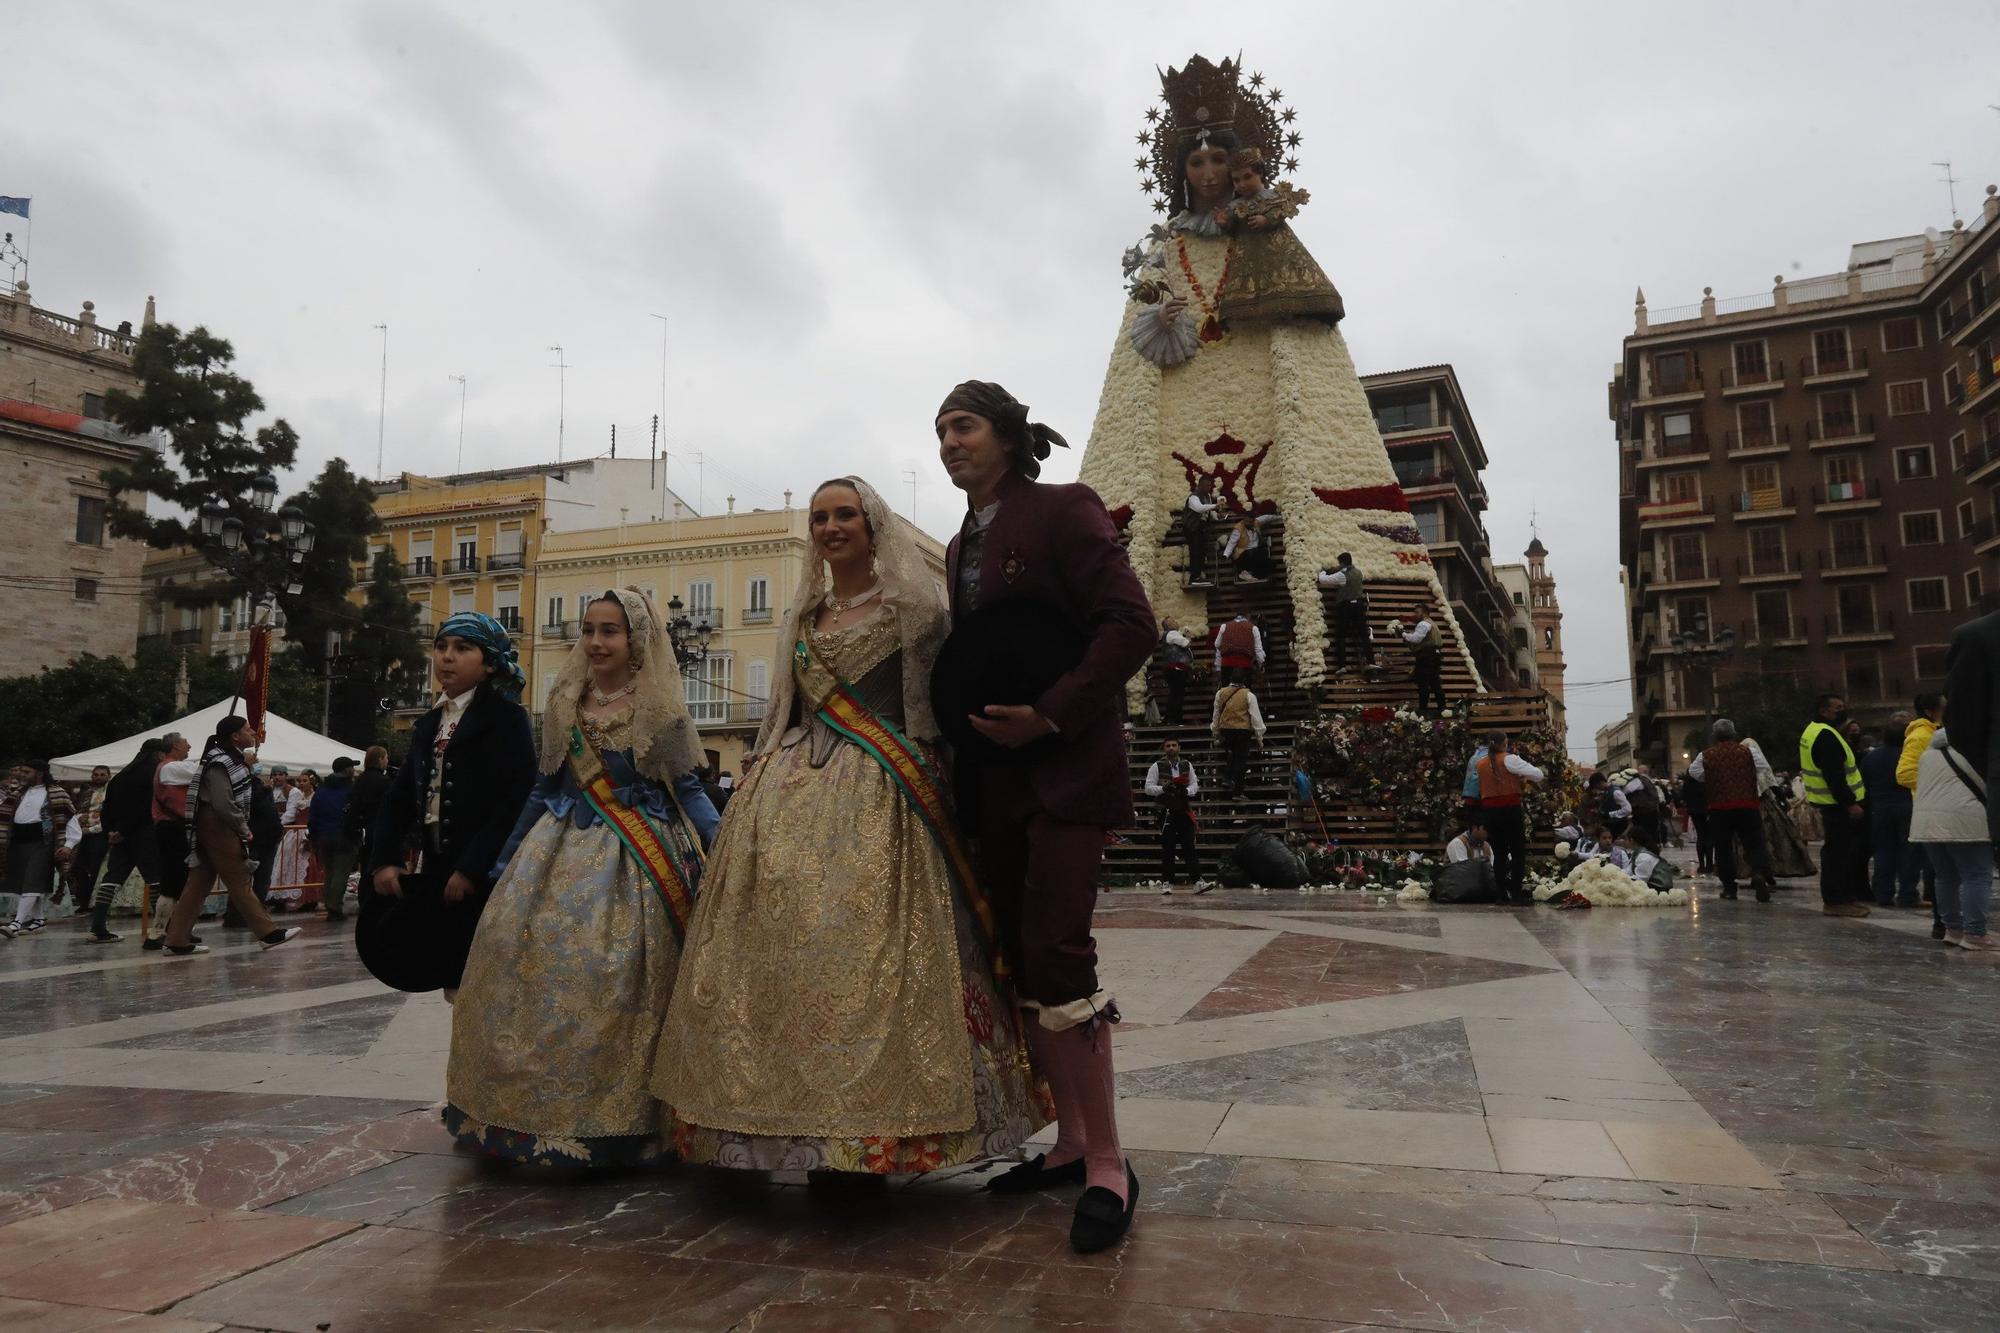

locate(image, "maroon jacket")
[[946, 471, 1156, 827]]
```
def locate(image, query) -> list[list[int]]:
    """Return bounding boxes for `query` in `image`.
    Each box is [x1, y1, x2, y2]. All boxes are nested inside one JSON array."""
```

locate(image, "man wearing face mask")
[[1800, 692, 1872, 917]]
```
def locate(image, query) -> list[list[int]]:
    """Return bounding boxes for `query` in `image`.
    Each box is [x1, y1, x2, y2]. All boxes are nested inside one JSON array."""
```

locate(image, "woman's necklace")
[[591, 675, 639, 706], [822, 582, 883, 616], [1176, 234, 1235, 343]]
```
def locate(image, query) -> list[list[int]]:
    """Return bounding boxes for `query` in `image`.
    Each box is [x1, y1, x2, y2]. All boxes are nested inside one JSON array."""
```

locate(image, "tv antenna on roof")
[[1935, 160, 1961, 220]]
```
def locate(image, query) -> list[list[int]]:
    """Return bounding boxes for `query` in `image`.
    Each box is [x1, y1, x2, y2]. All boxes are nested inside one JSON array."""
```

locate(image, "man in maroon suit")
[[936, 380, 1156, 1253]]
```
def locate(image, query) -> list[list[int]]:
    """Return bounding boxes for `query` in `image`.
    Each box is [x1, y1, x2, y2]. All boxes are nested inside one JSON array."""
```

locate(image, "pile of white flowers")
[[1533, 859, 1690, 908], [1396, 879, 1431, 902]]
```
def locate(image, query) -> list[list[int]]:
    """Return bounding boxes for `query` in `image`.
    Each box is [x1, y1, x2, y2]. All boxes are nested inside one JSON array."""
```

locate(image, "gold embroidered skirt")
[[445, 814, 679, 1165], [653, 736, 1049, 1173]]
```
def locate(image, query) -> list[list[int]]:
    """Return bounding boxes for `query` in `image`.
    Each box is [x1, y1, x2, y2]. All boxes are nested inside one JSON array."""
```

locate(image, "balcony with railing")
[[541, 619, 579, 640], [1725, 423, 1792, 456], [486, 551, 525, 572], [494, 609, 523, 634], [1637, 494, 1715, 527], [1819, 544, 1887, 577], [404, 556, 435, 579], [1964, 434, 2000, 485], [1812, 478, 1882, 511], [1636, 430, 1711, 468], [169, 627, 203, 646], [742, 606, 773, 625], [1803, 346, 1869, 383], [1972, 514, 2000, 554], [1737, 551, 1803, 582], [1651, 554, 1718, 588], [1953, 277, 2000, 345], [1826, 608, 1896, 643], [1722, 359, 1786, 393], [442, 555, 482, 576], [1636, 368, 1705, 404], [1961, 348, 2000, 413], [1730, 485, 1797, 519], [1806, 412, 1876, 448], [1741, 616, 1808, 646]]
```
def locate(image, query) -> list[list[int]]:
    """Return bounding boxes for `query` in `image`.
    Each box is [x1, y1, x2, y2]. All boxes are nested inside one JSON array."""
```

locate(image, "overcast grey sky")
[[11, 0, 1999, 751]]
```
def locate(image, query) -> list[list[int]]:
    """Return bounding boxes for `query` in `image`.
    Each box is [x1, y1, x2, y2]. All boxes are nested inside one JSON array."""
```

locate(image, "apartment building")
[[0, 284, 155, 675], [533, 500, 946, 775], [1361, 364, 1521, 690], [1612, 182, 2000, 769]]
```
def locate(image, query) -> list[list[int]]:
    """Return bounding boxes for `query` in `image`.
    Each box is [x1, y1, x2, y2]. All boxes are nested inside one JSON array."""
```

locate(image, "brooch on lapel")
[[1000, 549, 1026, 583]]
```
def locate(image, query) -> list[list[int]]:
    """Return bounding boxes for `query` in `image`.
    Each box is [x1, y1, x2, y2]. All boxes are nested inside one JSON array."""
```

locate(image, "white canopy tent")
[[51, 701, 358, 781]]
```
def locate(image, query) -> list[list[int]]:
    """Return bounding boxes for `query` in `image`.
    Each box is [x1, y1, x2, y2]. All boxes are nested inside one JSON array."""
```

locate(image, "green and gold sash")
[[567, 725, 702, 943], [794, 639, 999, 973]]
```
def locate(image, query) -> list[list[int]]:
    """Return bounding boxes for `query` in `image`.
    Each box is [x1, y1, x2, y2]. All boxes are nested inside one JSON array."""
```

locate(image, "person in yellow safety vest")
[[1800, 691, 1872, 918]]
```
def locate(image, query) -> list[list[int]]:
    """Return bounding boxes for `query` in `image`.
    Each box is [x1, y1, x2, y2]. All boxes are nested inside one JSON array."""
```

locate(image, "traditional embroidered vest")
[[1700, 741, 1760, 809], [1216, 687, 1254, 732], [1477, 754, 1523, 807], [1218, 620, 1257, 662]]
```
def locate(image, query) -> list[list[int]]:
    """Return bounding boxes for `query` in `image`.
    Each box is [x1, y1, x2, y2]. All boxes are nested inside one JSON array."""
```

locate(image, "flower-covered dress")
[[653, 607, 1049, 1173], [445, 708, 718, 1166], [1080, 208, 1477, 693]]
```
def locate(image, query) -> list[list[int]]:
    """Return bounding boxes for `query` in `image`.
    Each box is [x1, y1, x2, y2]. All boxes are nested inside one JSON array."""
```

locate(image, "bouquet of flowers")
[[1296, 709, 1579, 841]]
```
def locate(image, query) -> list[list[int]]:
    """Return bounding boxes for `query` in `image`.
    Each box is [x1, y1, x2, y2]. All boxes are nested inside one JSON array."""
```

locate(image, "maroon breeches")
[[971, 766, 1104, 1009]]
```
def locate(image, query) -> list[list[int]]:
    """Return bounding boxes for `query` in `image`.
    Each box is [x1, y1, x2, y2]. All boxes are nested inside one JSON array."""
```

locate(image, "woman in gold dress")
[[445, 588, 719, 1166], [654, 477, 1048, 1173]]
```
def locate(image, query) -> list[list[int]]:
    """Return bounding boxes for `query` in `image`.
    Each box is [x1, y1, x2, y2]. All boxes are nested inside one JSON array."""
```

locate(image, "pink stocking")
[[1043, 1022, 1126, 1202], [1025, 1023, 1087, 1168]]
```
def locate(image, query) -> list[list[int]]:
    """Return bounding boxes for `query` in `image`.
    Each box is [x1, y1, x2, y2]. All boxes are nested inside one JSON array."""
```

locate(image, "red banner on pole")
[[243, 623, 272, 742]]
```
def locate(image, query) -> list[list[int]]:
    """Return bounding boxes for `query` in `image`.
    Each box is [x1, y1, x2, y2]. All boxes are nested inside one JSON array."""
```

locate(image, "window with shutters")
[[1882, 317, 1921, 352], [74, 496, 106, 546], [1818, 389, 1857, 435], [1653, 351, 1691, 393], [1887, 380, 1928, 416], [1824, 453, 1863, 487], [1813, 328, 1851, 372], [1734, 399, 1775, 448], [1731, 340, 1768, 382], [1914, 644, 1950, 682], [1899, 511, 1942, 546], [1745, 524, 1785, 575], [1907, 578, 1949, 614], [1842, 651, 1882, 702], [1753, 588, 1792, 640]]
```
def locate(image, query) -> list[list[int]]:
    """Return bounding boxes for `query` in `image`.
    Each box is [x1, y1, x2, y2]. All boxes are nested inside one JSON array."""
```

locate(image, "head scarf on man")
[[436, 612, 525, 702], [936, 380, 1069, 481]]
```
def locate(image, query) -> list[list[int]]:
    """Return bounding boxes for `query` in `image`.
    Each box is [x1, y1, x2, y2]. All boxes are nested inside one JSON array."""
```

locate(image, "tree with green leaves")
[[100, 323, 300, 556], [281, 459, 385, 669], [0, 641, 323, 763], [1712, 651, 1818, 766], [328, 549, 429, 742]]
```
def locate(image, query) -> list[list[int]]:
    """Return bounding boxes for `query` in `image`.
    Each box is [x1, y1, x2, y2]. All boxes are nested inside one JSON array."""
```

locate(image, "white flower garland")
[[1531, 860, 1691, 908]]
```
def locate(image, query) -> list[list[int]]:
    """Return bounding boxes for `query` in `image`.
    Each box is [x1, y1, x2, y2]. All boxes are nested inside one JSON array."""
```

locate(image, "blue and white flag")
[[0, 197, 28, 220]]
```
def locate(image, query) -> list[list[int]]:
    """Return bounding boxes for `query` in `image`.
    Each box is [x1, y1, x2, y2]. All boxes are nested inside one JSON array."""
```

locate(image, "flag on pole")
[[243, 624, 273, 742], [0, 198, 28, 220]]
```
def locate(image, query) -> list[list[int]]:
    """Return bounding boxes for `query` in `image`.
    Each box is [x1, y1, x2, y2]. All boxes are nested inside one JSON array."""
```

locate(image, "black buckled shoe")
[[986, 1152, 1086, 1195], [1069, 1160, 1139, 1253]]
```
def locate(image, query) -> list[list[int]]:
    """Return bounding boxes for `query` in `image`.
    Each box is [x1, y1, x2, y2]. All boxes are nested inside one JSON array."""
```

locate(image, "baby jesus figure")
[[1213, 147, 1309, 233]]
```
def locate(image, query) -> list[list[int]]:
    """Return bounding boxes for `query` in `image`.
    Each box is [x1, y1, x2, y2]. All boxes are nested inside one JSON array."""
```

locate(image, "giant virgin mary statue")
[[1078, 55, 1478, 689]]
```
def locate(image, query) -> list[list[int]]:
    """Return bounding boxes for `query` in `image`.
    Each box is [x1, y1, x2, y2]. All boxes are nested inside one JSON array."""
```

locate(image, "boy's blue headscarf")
[[437, 612, 525, 702]]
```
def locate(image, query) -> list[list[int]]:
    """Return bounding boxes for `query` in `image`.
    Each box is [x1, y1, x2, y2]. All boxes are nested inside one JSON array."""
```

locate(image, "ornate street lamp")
[[664, 594, 711, 674], [250, 472, 279, 513]]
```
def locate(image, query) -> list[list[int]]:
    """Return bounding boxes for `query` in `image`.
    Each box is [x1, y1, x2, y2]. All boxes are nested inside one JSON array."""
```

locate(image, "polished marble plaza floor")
[[0, 881, 1994, 1331]]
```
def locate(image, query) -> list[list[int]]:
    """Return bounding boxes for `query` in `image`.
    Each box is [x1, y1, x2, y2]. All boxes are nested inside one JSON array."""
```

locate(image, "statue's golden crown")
[[1136, 54, 1303, 213]]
